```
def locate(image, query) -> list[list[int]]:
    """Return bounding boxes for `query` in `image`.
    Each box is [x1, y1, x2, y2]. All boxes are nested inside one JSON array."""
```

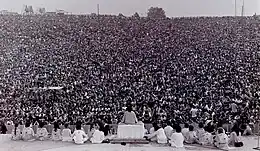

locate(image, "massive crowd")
[[0, 14, 259, 128]]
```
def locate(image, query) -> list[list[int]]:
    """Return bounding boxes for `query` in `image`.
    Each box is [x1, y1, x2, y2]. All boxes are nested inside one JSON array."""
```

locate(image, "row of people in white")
[[11, 122, 105, 144], [146, 122, 244, 150]]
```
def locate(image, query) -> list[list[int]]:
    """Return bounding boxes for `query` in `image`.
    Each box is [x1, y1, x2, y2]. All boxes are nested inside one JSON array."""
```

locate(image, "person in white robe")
[[72, 124, 88, 144], [214, 127, 229, 150], [51, 122, 61, 141], [185, 125, 197, 144], [121, 106, 138, 124], [196, 123, 205, 144], [36, 122, 48, 141], [147, 124, 167, 144], [181, 123, 189, 141], [200, 126, 213, 146], [169, 125, 184, 148], [61, 123, 72, 142], [164, 121, 173, 140], [11, 123, 21, 141], [90, 123, 105, 144], [22, 122, 35, 141]]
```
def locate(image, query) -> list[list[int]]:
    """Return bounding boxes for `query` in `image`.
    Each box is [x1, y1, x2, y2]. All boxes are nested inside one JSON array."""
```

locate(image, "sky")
[[0, 0, 259, 17]]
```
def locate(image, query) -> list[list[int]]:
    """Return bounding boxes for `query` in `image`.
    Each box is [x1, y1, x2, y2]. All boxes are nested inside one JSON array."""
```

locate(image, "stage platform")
[[0, 135, 259, 151]]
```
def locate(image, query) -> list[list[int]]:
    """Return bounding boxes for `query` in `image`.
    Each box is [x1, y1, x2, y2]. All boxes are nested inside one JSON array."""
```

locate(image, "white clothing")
[[191, 108, 198, 117], [36, 128, 48, 140], [51, 129, 61, 141], [170, 132, 184, 148], [200, 132, 213, 145], [164, 126, 173, 139], [11, 128, 21, 140], [181, 128, 189, 140], [22, 127, 35, 141], [149, 127, 155, 134], [148, 128, 167, 144], [121, 111, 138, 124], [214, 133, 229, 149], [72, 130, 88, 144], [90, 130, 105, 144], [62, 128, 72, 141]]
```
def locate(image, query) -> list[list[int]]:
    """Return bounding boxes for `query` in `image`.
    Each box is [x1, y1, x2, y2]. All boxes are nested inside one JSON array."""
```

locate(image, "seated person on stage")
[[147, 123, 167, 144], [196, 122, 205, 144], [61, 123, 72, 142], [51, 122, 61, 141], [121, 106, 137, 124], [214, 127, 229, 150], [22, 121, 35, 141], [164, 121, 174, 140], [169, 125, 184, 148], [185, 125, 197, 144], [229, 126, 243, 147], [11, 123, 21, 141], [36, 122, 48, 141], [200, 126, 214, 146], [72, 123, 88, 144], [90, 123, 105, 144]]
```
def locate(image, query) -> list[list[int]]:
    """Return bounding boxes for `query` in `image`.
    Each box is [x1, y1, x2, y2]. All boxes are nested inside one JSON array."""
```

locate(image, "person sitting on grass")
[[90, 123, 105, 144], [36, 122, 48, 141], [62, 123, 72, 142], [169, 125, 184, 148], [51, 122, 61, 141], [146, 123, 167, 144], [214, 127, 229, 150], [72, 123, 88, 144], [11, 123, 21, 141], [22, 121, 35, 141]]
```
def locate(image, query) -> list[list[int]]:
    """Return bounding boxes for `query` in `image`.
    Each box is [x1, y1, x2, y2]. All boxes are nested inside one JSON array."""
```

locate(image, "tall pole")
[[241, 0, 245, 16], [235, 0, 237, 16], [97, 4, 100, 16]]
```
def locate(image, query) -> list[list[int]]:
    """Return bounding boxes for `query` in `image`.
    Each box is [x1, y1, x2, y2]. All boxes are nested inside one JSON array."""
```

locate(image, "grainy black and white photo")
[[0, 0, 260, 151]]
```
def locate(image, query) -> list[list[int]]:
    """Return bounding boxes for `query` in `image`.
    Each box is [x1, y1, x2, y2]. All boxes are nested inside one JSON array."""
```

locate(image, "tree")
[[132, 12, 140, 18], [147, 7, 166, 19]]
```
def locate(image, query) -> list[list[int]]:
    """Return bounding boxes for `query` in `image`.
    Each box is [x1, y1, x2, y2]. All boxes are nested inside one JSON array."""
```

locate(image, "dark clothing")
[[1, 124, 7, 134]]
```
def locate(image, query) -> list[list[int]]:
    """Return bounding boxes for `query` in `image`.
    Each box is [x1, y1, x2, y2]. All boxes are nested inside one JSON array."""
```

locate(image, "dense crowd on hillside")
[[0, 14, 259, 127]]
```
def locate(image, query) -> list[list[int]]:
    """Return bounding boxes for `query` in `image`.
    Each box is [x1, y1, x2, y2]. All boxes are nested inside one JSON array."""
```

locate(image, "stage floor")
[[0, 136, 258, 151]]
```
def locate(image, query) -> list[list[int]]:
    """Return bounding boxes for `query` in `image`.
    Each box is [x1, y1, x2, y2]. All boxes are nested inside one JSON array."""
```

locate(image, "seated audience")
[[182, 123, 189, 140], [22, 121, 35, 141], [200, 126, 214, 146], [11, 123, 21, 141], [169, 125, 184, 148], [51, 122, 61, 141], [36, 122, 48, 141], [90, 123, 105, 144], [229, 126, 243, 147], [62, 123, 72, 142], [214, 127, 229, 150], [185, 125, 197, 144], [147, 123, 167, 144], [72, 123, 88, 144], [164, 121, 174, 140], [196, 122, 205, 144]]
